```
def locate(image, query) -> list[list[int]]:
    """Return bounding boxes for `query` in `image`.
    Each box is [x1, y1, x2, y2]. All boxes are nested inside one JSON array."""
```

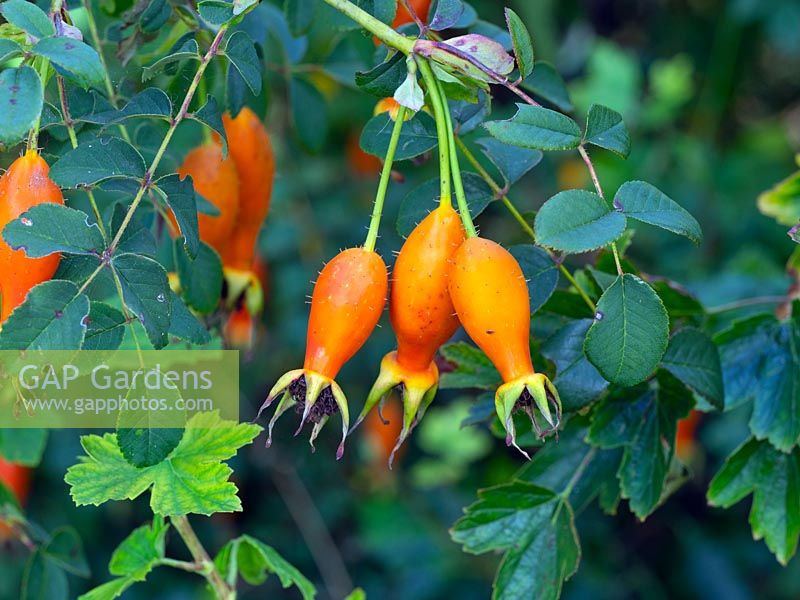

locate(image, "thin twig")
[[171, 516, 235, 600], [707, 295, 787, 315]]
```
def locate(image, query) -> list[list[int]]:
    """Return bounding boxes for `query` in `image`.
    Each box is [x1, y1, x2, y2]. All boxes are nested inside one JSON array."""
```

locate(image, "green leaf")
[[190, 96, 228, 155], [215, 535, 317, 599], [117, 422, 185, 469], [360, 111, 438, 160], [355, 51, 406, 98], [224, 31, 262, 95], [452, 482, 579, 600], [715, 314, 800, 450], [284, 0, 315, 35], [112, 253, 171, 349], [198, 0, 234, 26], [416, 34, 514, 83], [504, 8, 534, 79], [154, 174, 200, 259], [82, 302, 126, 351], [439, 342, 501, 390], [396, 173, 492, 237], [758, 168, 800, 226], [21, 550, 69, 600], [168, 292, 211, 345], [708, 438, 800, 565], [291, 76, 328, 153], [476, 137, 542, 186], [0, 0, 54, 39], [0, 429, 47, 465], [584, 104, 630, 158], [78, 578, 130, 600], [109, 517, 168, 579], [614, 181, 702, 243], [584, 274, 669, 386], [65, 412, 262, 515], [661, 327, 723, 407], [484, 104, 581, 151], [175, 241, 223, 315], [50, 137, 146, 188], [0, 280, 89, 350], [2, 204, 105, 258], [0, 38, 23, 63], [32, 37, 105, 89], [542, 319, 608, 412], [534, 189, 626, 253], [429, 0, 465, 32], [140, 0, 171, 33], [521, 62, 573, 112], [508, 244, 558, 314], [110, 203, 156, 257], [0, 66, 43, 146], [142, 35, 200, 82], [85, 88, 172, 125], [651, 279, 705, 320], [43, 527, 89, 577]]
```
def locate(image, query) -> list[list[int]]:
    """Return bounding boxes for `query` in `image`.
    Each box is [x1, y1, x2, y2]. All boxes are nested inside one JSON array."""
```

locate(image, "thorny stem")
[[171, 516, 235, 600], [364, 105, 408, 252], [27, 59, 49, 151], [321, 0, 414, 54], [454, 137, 598, 312], [81, 0, 132, 143], [108, 25, 228, 252], [416, 58, 452, 207], [578, 145, 624, 276]]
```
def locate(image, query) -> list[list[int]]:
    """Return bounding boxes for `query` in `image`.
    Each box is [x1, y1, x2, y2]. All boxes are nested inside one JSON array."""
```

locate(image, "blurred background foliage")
[[2, 0, 799, 598]]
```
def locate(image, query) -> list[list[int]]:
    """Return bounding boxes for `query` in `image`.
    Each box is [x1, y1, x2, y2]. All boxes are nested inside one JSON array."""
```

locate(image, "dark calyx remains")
[[289, 376, 339, 423]]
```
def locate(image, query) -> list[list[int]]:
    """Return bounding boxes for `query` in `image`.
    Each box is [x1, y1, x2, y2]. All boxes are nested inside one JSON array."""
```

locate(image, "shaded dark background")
[[2, 0, 800, 598]]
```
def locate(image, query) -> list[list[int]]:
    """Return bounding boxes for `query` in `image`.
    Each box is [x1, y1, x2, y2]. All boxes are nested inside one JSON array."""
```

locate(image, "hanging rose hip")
[[448, 237, 561, 457], [353, 205, 465, 465], [258, 248, 388, 458], [0, 150, 65, 323]]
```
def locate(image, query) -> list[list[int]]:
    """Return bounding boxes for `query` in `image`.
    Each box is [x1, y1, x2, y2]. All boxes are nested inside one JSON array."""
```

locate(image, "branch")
[[171, 516, 234, 600]]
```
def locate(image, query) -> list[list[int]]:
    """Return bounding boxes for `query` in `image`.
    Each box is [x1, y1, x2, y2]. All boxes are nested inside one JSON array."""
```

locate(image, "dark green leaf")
[[198, 0, 234, 26], [82, 302, 126, 351], [708, 438, 800, 565], [504, 8, 534, 79], [175, 241, 223, 315], [291, 76, 328, 153], [140, 0, 171, 33], [542, 319, 608, 412], [0, 66, 43, 146], [661, 327, 723, 407], [439, 342, 501, 390], [361, 111, 437, 160], [142, 35, 200, 81], [21, 550, 68, 600], [50, 137, 146, 188], [0, 280, 89, 350], [396, 173, 492, 237], [508, 244, 558, 314], [651, 279, 705, 320], [2, 204, 105, 257], [615, 181, 702, 243], [476, 137, 542, 185], [111, 203, 157, 257], [452, 482, 579, 600], [584, 274, 669, 386], [224, 31, 262, 95], [429, 0, 465, 31], [84, 88, 172, 125], [32, 37, 105, 88], [0, 0, 54, 39], [43, 527, 89, 577], [112, 253, 171, 349], [521, 62, 573, 112], [484, 104, 581, 151], [168, 291, 211, 345], [155, 174, 200, 259], [190, 96, 228, 155], [0, 38, 23, 63], [284, 0, 315, 35], [354, 52, 406, 98], [534, 189, 626, 253], [584, 104, 630, 158], [118, 425, 184, 469], [0, 429, 47, 466]]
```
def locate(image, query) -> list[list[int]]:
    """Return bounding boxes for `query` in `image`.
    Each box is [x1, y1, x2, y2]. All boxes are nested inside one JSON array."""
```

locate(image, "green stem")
[[454, 137, 597, 312], [320, 0, 414, 54], [552, 447, 596, 524], [441, 98, 477, 237], [364, 105, 408, 252], [171, 516, 235, 600], [27, 59, 49, 151], [416, 58, 451, 207], [109, 25, 228, 252]]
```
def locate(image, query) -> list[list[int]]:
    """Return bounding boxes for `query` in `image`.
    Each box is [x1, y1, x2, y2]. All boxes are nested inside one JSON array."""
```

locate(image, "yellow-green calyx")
[[352, 351, 439, 467], [258, 369, 350, 460], [495, 373, 562, 459]]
